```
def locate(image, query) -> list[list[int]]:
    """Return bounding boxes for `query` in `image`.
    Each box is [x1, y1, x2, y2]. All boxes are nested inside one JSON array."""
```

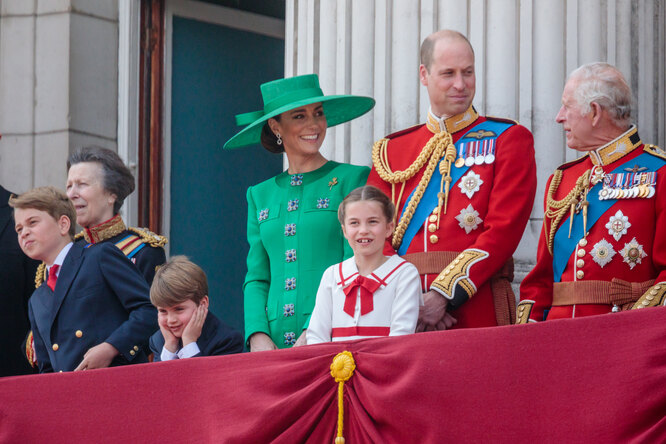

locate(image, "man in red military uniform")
[[517, 62, 666, 323], [367, 30, 536, 330]]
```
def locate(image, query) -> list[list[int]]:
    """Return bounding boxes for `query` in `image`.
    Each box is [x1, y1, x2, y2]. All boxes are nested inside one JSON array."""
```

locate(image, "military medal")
[[458, 171, 483, 199], [474, 142, 484, 165], [455, 142, 466, 168], [590, 239, 616, 268], [455, 204, 483, 234], [620, 237, 647, 269], [483, 139, 496, 164]]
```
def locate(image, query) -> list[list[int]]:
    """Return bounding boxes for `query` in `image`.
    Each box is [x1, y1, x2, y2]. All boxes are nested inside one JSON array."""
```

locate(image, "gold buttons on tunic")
[[130, 350, 136, 356], [578, 239, 588, 247], [576, 259, 585, 268], [428, 223, 437, 233], [134, 346, 139, 351], [577, 249, 586, 258], [430, 235, 439, 244], [576, 270, 584, 280], [429, 215, 437, 223], [432, 207, 440, 214], [52, 344, 59, 351], [75, 330, 83, 338]]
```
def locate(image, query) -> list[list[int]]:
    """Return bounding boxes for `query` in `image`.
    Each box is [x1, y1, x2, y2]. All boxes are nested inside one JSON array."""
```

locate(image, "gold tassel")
[[330, 351, 356, 444]]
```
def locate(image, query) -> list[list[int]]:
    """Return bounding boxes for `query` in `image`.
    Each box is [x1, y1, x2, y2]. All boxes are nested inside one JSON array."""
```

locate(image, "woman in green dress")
[[225, 74, 374, 351]]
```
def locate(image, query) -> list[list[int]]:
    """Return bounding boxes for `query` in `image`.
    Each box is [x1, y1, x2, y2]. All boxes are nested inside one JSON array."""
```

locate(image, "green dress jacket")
[[244, 161, 369, 348]]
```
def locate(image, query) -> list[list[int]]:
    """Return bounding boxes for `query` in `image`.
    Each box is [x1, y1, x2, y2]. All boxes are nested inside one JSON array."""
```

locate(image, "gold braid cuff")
[[431, 249, 489, 302], [632, 281, 666, 309], [372, 131, 453, 250], [544, 169, 591, 255], [515, 300, 535, 324]]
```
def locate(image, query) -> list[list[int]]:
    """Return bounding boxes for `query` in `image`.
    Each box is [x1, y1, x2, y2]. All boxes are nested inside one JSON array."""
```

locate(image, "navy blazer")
[[0, 185, 39, 376], [28, 241, 158, 373], [149, 311, 243, 361]]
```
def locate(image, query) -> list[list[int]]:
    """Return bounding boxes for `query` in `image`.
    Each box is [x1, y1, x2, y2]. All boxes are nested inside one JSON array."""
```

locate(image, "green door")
[[169, 15, 284, 343]]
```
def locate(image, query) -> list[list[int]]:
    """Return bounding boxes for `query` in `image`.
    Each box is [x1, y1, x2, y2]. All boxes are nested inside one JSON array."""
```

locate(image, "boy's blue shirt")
[[28, 241, 158, 373], [149, 311, 244, 360]]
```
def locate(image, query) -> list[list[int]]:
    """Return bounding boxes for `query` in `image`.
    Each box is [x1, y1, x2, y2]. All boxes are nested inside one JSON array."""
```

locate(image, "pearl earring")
[[276, 133, 282, 146]]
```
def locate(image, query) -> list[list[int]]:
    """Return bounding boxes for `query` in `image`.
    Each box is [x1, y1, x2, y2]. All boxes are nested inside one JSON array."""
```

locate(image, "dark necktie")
[[47, 264, 60, 292], [342, 275, 381, 317]]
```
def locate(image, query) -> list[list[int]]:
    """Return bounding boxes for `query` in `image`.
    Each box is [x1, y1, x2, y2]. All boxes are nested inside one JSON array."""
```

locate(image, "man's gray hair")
[[569, 62, 632, 126]]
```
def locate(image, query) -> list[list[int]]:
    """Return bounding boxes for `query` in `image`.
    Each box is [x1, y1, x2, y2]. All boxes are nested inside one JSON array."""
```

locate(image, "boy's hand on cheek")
[[159, 319, 179, 353], [182, 303, 207, 347]]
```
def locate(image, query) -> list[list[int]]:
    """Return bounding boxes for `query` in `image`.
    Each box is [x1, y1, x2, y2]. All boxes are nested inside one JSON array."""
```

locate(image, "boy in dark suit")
[[11, 186, 157, 373], [149, 256, 243, 360]]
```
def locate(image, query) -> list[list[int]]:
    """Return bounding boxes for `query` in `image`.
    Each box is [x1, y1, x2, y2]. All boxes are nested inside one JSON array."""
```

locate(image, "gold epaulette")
[[644, 144, 666, 161], [128, 226, 168, 248], [74, 231, 85, 241], [35, 262, 46, 288]]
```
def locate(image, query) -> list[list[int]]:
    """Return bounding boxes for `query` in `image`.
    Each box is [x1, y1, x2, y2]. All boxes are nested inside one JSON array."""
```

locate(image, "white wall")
[[285, 0, 666, 280], [0, 0, 119, 193]]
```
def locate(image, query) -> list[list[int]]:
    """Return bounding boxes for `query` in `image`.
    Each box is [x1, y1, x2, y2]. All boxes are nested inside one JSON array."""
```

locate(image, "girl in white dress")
[[307, 186, 422, 343]]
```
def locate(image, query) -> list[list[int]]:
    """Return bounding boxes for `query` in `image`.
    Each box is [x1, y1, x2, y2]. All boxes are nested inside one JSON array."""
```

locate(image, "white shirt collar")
[[47, 242, 74, 277]]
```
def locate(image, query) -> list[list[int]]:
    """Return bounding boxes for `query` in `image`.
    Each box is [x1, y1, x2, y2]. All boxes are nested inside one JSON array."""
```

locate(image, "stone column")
[[285, 0, 666, 283], [0, 0, 119, 192]]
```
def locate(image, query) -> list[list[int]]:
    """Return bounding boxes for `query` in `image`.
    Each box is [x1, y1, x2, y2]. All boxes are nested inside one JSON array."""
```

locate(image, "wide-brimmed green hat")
[[223, 74, 375, 149]]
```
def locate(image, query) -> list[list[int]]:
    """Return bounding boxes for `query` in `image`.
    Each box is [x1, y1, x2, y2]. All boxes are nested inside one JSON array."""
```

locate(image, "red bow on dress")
[[342, 275, 381, 317]]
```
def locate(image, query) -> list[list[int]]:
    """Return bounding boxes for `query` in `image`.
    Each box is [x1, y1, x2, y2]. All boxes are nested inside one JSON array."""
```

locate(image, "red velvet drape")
[[1, 307, 665, 443]]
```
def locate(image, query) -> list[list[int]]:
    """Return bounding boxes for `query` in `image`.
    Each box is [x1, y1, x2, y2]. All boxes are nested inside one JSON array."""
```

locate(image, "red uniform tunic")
[[518, 126, 666, 322], [368, 107, 536, 328]]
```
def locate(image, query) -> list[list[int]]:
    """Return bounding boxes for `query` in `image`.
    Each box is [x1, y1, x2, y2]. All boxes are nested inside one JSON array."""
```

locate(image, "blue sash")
[[552, 152, 665, 282], [397, 120, 513, 255]]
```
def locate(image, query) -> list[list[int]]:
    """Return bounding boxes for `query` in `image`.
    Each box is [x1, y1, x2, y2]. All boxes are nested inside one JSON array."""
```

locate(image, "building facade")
[[1, 0, 664, 321]]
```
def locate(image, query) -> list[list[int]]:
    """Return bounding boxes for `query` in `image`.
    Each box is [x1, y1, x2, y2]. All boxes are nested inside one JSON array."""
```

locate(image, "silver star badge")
[[458, 171, 483, 199], [455, 204, 483, 234], [605, 210, 631, 241], [591, 239, 616, 268]]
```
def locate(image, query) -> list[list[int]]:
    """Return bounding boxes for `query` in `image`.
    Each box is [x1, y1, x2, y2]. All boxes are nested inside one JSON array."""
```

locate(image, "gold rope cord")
[[372, 131, 454, 250], [545, 169, 591, 254]]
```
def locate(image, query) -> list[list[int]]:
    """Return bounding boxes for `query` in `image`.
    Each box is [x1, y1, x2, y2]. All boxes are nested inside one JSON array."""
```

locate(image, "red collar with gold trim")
[[83, 214, 126, 244], [426, 106, 479, 134]]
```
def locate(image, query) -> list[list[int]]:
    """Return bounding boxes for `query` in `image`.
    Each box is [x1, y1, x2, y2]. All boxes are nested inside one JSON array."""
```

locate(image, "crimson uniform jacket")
[[149, 311, 244, 360], [28, 241, 157, 373], [518, 126, 666, 322], [368, 106, 536, 328]]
